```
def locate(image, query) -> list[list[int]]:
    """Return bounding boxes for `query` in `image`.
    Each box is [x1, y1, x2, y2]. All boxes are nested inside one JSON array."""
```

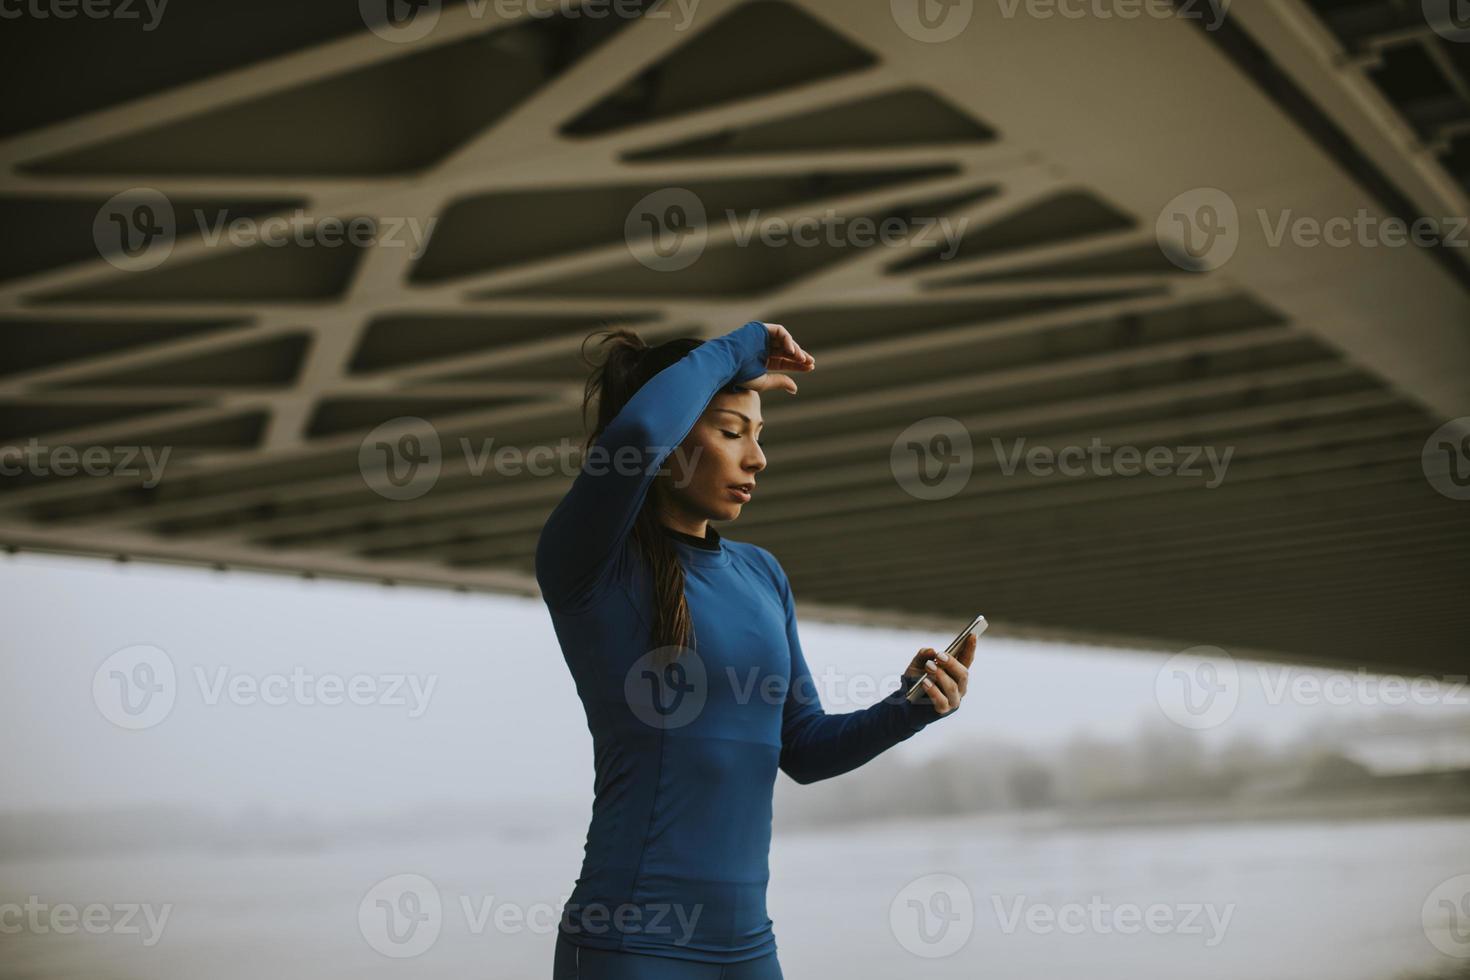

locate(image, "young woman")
[[536, 319, 976, 979]]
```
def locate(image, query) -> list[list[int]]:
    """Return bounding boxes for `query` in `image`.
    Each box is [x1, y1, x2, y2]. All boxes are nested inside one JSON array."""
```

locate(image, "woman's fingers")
[[912, 645, 970, 694], [762, 323, 800, 365], [737, 372, 798, 395], [956, 632, 978, 670], [761, 322, 814, 372], [767, 352, 811, 372], [921, 674, 954, 713], [761, 322, 794, 357], [905, 640, 969, 714], [939, 652, 969, 697], [923, 656, 964, 704]]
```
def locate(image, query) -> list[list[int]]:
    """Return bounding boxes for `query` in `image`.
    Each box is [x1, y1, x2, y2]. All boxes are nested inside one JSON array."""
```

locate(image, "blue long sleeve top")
[[534, 318, 958, 964]]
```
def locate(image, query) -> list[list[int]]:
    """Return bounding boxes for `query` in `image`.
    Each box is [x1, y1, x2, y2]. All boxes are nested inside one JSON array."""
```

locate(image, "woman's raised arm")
[[534, 319, 773, 612]]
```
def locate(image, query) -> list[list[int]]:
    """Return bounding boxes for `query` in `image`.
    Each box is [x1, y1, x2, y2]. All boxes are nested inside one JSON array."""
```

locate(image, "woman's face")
[[658, 389, 766, 524]]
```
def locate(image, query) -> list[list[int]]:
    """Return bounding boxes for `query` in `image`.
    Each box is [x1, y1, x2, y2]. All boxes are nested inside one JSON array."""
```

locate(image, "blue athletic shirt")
[[535, 318, 958, 964]]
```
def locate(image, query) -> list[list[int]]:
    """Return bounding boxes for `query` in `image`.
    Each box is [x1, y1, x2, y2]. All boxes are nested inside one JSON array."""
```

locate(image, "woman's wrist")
[[888, 673, 956, 730], [727, 320, 770, 387]]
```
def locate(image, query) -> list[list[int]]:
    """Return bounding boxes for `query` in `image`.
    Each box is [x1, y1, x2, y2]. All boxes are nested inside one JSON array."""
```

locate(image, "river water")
[[2, 814, 1465, 979]]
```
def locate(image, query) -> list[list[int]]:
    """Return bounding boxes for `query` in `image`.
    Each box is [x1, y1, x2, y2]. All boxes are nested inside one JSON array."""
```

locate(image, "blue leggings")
[[553, 931, 784, 979]]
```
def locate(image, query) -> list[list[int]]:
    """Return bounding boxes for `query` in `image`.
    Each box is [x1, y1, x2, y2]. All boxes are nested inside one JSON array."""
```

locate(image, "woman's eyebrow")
[[712, 408, 763, 430]]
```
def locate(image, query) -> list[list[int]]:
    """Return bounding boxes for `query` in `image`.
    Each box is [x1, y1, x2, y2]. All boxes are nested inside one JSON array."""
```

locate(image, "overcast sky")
[[2, 551, 1465, 818]]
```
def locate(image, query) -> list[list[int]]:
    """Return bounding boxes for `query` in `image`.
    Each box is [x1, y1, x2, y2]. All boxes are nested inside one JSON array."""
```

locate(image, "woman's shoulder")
[[536, 531, 639, 615], [723, 538, 790, 595]]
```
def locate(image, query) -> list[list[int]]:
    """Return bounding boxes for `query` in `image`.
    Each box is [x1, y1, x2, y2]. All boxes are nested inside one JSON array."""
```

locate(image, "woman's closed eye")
[[721, 430, 764, 446]]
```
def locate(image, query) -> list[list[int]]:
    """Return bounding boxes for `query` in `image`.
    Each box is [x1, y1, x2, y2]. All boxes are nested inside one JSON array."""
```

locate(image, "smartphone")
[[904, 613, 987, 704]]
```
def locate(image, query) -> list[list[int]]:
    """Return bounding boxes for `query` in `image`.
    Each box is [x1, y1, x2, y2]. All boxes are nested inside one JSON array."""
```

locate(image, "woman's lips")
[[728, 486, 752, 503]]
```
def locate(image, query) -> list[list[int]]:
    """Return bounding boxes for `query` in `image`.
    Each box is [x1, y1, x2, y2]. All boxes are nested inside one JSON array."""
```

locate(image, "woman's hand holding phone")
[[901, 615, 983, 714]]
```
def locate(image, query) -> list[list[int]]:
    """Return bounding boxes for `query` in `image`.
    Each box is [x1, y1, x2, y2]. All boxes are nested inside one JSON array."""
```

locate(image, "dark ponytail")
[[578, 326, 706, 663]]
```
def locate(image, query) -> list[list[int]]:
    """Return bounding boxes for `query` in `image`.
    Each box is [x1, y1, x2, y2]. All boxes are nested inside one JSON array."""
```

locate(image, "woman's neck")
[[657, 508, 708, 539], [660, 521, 720, 550], [662, 519, 710, 539]]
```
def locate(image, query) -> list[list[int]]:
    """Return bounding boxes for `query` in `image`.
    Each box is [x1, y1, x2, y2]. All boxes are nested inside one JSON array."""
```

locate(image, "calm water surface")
[[1, 814, 1464, 980]]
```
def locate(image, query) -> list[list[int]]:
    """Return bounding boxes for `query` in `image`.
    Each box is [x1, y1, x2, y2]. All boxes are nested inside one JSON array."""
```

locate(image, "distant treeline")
[[774, 709, 1470, 829]]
